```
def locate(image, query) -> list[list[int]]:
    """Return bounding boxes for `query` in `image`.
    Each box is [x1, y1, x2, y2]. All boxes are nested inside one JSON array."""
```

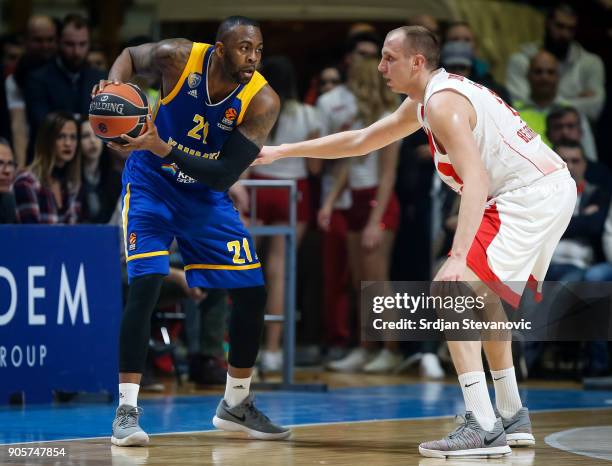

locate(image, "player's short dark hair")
[[546, 105, 580, 126], [61, 13, 90, 34], [553, 138, 584, 157], [345, 31, 381, 55], [216, 16, 261, 43], [396, 25, 440, 69]]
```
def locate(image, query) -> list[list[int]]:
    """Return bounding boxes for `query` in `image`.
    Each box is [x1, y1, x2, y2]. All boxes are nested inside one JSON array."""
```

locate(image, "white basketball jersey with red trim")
[[417, 69, 565, 197]]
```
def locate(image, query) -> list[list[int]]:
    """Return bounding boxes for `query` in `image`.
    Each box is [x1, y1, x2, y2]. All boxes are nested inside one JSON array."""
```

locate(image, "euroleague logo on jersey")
[[219, 107, 238, 130], [129, 232, 137, 251]]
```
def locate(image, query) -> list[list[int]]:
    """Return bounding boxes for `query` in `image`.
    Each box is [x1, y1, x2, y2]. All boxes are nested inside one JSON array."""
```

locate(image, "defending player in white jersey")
[[255, 26, 576, 458]]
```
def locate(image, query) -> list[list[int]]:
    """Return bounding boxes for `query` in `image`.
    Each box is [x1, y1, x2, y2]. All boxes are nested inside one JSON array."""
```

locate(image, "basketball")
[[89, 83, 149, 144]]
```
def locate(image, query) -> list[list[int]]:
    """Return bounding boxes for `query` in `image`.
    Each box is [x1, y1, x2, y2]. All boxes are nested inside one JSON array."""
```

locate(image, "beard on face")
[[61, 53, 86, 72], [223, 53, 255, 85], [544, 33, 570, 61]]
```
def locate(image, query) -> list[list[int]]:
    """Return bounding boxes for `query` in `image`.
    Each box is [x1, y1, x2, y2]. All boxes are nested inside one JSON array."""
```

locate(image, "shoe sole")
[[212, 416, 291, 440], [419, 445, 511, 458], [507, 432, 535, 446], [111, 431, 150, 446]]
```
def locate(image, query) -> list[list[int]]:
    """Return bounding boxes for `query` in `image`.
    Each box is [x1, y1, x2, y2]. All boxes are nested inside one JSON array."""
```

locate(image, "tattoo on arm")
[[128, 38, 192, 90], [237, 86, 281, 148]]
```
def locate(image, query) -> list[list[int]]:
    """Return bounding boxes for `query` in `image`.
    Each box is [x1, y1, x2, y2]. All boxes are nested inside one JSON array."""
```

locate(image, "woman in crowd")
[[13, 111, 81, 223], [319, 58, 402, 373], [80, 118, 122, 223], [249, 56, 323, 372]]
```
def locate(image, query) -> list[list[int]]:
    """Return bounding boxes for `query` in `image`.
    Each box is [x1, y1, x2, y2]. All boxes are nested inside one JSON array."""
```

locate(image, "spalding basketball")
[[89, 83, 149, 144]]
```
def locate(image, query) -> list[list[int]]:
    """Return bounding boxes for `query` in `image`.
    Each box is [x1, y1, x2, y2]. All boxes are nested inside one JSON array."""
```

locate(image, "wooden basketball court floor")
[[1, 373, 611, 465]]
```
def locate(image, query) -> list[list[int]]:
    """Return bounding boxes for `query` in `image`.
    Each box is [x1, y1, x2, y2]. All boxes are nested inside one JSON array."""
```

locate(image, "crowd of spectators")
[[0, 2, 609, 382]]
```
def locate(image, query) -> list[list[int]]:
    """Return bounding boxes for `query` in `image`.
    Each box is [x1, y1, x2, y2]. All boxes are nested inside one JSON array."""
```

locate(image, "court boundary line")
[[2, 406, 611, 446], [545, 426, 612, 462]]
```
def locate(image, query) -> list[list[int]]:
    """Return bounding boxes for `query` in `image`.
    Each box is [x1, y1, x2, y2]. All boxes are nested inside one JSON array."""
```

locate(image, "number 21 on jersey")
[[187, 114, 209, 143]]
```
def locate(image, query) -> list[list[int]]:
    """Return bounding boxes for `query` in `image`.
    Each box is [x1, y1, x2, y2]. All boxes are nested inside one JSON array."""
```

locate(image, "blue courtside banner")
[[0, 225, 123, 404]]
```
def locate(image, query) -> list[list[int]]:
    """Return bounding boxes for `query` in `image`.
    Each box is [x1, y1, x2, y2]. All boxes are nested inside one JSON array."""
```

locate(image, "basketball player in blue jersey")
[[94, 16, 290, 445]]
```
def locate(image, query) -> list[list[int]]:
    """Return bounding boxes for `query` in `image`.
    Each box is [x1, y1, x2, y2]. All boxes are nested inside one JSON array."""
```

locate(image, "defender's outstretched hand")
[[252, 145, 283, 166]]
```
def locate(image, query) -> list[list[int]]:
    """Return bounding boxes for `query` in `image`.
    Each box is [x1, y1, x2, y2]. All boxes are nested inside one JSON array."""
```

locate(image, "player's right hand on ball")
[[91, 79, 120, 97]]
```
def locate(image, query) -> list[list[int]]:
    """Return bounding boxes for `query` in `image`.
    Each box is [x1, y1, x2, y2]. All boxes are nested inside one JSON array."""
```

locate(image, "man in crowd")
[[25, 14, 104, 149], [513, 50, 597, 161], [506, 3, 605, 121]]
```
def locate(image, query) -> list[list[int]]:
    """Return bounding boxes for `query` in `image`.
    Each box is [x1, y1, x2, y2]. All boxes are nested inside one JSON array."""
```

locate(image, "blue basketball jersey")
[[120, 42, 267, 288], [126, 42, 267, 198]]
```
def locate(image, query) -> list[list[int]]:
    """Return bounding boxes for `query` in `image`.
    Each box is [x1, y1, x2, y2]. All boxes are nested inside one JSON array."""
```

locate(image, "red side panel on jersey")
[[437, 162, 464, 186]]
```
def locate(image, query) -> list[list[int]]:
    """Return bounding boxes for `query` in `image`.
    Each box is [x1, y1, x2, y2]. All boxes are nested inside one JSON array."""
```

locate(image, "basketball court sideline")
[[1, 380, 611, 465]]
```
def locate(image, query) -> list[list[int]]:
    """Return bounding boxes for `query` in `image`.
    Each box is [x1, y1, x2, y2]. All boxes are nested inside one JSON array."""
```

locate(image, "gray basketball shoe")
[[419, 412, 511, 458], [111, 405, 149, 446], [213, 394, 291, 440], [495, 407, 536, 446]]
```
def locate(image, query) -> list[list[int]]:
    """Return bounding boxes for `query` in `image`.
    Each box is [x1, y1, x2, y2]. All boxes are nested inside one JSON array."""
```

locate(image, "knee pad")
[[227, 286, 267, 368]]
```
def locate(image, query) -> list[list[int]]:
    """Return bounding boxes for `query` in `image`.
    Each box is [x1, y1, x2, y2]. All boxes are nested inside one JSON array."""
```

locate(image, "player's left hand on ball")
[[433, 255, 466, 281], [252, 145, 282, 166], [107, 114, 170, 157]]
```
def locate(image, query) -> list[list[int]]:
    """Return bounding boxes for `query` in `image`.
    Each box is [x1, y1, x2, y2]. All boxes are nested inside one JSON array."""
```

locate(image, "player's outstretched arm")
[[111, 85, 281, 192], [94, 39, 192, 95], [254, 97, 422, 165], [427, 91, 489, 281]]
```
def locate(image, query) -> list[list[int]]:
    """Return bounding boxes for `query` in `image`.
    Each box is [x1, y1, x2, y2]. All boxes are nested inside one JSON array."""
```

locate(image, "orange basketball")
[[89, 83, 149, 144]]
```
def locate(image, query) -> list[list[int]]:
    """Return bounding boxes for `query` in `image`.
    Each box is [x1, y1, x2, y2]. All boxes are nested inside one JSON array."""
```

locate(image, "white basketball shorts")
[[466, 168, 576, 307]]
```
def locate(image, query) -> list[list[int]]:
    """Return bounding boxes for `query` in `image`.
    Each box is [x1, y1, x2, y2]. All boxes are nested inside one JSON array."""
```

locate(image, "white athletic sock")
[[118, 383, 139, 407], [491, 366, 523, 418], [224, 374, 251, 407], [458, 371, 496, 431]]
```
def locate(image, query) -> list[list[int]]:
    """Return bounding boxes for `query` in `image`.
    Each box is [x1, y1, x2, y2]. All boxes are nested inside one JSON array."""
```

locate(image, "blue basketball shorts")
[[120, 175, 264, 289]]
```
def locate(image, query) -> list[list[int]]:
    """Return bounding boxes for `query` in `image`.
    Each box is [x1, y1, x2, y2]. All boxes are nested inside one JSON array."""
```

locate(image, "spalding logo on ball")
[[89, 83, 149, 144]]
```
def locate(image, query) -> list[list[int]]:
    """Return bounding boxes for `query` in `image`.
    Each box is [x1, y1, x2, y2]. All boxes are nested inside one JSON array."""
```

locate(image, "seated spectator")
[[13, 111, 81, 224], [440, 40, 510, 102], [585, 203, 612, 282], [548, 140, 610, 281], [547, 107, 612, 187], [524, 140, 610, 377], [443, 21, 490, 81], [80, 118, 122, 223], [513, 51, 597, 161], [25, 14, 105, 148], [0, 138, 16, 223], [8, 15, 58, 167], [506, 3, 605, 121]]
